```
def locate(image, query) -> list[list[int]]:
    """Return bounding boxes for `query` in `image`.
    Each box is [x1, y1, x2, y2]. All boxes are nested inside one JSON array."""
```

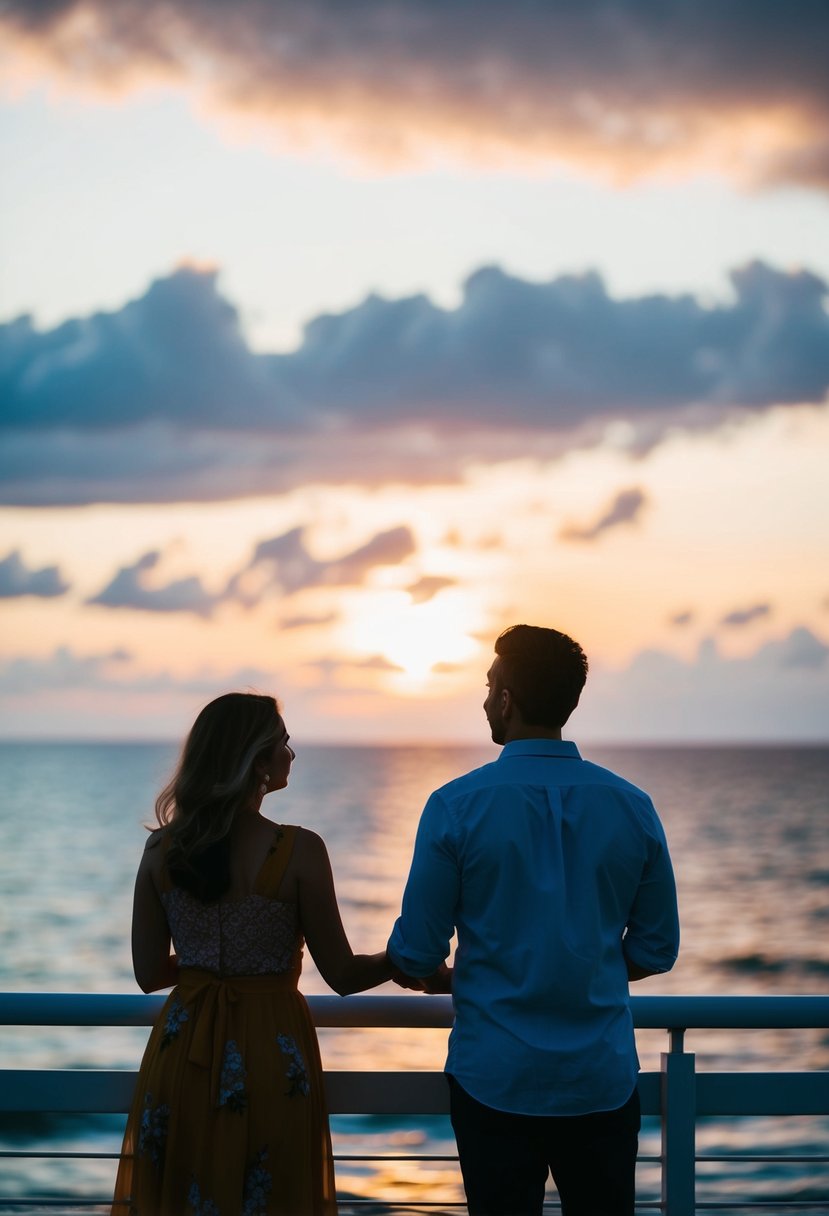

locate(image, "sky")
[[1, 0, 828, 743]]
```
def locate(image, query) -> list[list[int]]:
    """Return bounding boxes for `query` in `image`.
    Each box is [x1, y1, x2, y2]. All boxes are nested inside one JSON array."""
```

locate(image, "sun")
[[344, 592, 481, 685]]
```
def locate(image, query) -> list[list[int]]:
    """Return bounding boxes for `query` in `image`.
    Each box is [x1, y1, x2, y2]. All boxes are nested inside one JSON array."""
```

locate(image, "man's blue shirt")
[[388, 739, 679, 1116]]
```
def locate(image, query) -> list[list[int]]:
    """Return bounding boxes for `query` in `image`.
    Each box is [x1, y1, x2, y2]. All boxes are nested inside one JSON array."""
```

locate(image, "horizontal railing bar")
[[2, 992, 829, 1029], [0, 1199, 652, 1214], [0, 1149, 122, 1157], [0, 1149, 461, 1161], [0, 1206, 480, 1212], [0, 1068, 661, 1115], [696, 1154, 829, 1162], [0, 1149, 671, 1163], [690, 1191, 829, 1206], [0, 1069, 137, 1113], [631, 995, 829, 1030], [12, 1067, 829, 1118], [336, 1154, 457, 1161], [696, 1072, 829, 1115]]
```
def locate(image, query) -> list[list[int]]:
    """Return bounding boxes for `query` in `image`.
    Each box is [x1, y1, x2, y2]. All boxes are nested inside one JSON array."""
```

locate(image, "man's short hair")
[[494, 624, 588, 729]]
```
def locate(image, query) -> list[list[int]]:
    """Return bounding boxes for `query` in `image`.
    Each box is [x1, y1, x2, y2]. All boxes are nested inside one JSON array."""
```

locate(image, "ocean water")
[[0, 741, 828, 1211]]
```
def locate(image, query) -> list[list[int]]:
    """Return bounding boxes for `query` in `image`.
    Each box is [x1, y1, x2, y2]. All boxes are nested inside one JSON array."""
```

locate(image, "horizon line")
[[0, 736, 827, 749]]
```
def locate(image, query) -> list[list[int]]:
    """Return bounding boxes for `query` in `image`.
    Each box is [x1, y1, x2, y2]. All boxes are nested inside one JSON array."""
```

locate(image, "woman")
[[112, 692, 394, 1215]]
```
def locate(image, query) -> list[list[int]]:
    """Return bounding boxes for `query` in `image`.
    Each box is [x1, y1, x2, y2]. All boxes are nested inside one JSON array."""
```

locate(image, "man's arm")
[[625, 957, 661, 982], [387, 792, 460, 979], [623, 808, 680, 981]]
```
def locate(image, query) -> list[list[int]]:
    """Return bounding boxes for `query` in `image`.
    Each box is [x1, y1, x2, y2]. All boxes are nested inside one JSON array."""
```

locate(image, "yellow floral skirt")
[[112, 968, 337, 1215]]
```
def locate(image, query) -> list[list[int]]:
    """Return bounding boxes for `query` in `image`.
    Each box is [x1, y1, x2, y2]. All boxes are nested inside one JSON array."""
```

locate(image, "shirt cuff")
[[623, 938, 678, 974], [387, 927, 444, 978]]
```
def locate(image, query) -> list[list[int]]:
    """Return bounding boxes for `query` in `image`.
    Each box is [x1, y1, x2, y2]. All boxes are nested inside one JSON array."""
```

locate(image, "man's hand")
[[421, 962, 453, 993], [392, 969, 428, 991], [392, 962, 453, 994]]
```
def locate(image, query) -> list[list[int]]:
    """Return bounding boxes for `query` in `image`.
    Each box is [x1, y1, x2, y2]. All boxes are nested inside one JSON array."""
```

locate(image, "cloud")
[[356, 655, 405, 672], [0, 645, 286, 737], [0, 645, 131, 694], [579, 627, 829, 741], [236, 525, 416, 598], [3, 1, 828, 189], [0, 644, 276, 699], [1, 269, 286, 433], [0, 549, 69, 598], [87, 550, 219, 616], [303, 654, 405, 681], [669, 610, 695, 628], [82, 525, 415, 620], [4, 628, 825, 741], [405, 575, 455, 604], [560, 487, 647, 543], [279, 612, 339, 631], [3, 261, 828, 505], [720, 603, 772, 628], [774, 626, 828, 670]]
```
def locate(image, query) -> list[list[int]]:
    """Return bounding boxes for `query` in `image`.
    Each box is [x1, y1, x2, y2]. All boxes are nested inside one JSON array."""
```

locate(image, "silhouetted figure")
[[390, 626, 679, 1216], [112, 692, 393, 1215]]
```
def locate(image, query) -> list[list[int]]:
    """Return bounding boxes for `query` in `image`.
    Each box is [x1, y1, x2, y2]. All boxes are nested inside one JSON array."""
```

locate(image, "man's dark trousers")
[[448, 1075, 641, 1216]]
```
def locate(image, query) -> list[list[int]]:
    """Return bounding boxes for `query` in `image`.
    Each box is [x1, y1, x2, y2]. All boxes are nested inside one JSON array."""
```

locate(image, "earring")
[[260, 773, 270, 796]]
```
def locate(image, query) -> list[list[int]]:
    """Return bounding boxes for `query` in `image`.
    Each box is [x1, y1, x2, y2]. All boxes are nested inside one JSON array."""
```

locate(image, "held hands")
[[392, 962, 453, 994], [391, 970, 428, 992]]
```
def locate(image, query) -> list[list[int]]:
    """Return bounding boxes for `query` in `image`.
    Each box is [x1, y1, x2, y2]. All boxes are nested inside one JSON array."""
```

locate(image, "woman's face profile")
[[265, 718, 295, 792]]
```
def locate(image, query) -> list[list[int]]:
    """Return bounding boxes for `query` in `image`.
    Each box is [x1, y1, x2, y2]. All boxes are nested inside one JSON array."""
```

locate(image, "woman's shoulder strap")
[[255, 823, 298, 897]]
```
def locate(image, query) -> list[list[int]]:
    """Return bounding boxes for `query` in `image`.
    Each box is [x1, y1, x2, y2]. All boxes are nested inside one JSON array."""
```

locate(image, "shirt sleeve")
[[623, 807, 680, 974], [387, 791, 460, 977]]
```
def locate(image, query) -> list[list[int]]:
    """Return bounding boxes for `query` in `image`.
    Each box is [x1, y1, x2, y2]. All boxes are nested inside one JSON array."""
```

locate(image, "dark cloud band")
[[2, 261, 828, 505], [3, 0, 828, 188]]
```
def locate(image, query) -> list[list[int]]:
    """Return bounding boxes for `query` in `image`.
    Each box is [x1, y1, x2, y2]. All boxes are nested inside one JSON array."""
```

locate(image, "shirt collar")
[[498, 738, 582, 760]]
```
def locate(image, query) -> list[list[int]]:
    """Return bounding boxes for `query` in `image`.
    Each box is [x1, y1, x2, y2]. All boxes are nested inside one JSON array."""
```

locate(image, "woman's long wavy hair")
[[155, 692, 283, 903]]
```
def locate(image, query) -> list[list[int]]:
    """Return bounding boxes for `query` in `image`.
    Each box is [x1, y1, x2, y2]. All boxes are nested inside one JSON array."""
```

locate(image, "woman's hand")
[[391, 970, 427, 991], [393, 962, 453, 994]]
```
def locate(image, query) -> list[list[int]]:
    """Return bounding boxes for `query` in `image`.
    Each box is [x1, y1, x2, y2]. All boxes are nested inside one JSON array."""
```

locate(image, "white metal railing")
[[1, 994, 828, 1214]]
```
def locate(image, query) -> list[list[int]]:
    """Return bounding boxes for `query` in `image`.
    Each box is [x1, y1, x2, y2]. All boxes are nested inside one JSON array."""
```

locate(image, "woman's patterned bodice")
[[157, 822, 301, 977], [161, 888, 300, 976]]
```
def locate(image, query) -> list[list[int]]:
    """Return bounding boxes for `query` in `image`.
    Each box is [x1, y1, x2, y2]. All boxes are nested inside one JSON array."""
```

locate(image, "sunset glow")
[[1, 1, 827, 742], [345, 592, 482, 686]]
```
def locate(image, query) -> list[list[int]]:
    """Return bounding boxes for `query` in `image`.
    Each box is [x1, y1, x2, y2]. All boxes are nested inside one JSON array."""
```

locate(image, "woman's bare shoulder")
[[285, 825, 328, 867], [260, 819, 323, 846], [138, 828, 169, 884], [143, 826, 167, 851]]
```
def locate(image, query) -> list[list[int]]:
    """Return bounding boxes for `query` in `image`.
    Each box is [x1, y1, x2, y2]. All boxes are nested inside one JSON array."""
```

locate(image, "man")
[[387, 625, 679, 1216]]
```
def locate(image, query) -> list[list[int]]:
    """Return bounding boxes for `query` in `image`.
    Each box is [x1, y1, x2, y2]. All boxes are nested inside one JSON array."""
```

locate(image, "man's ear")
[[501, 686, 513, 718]]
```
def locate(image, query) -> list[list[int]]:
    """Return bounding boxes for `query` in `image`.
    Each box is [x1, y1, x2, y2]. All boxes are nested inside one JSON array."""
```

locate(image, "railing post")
[[660, 1027, 695, 1216]]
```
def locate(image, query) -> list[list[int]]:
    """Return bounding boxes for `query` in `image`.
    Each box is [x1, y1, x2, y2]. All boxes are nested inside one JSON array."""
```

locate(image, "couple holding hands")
[[113, 625, 678, 1216]]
